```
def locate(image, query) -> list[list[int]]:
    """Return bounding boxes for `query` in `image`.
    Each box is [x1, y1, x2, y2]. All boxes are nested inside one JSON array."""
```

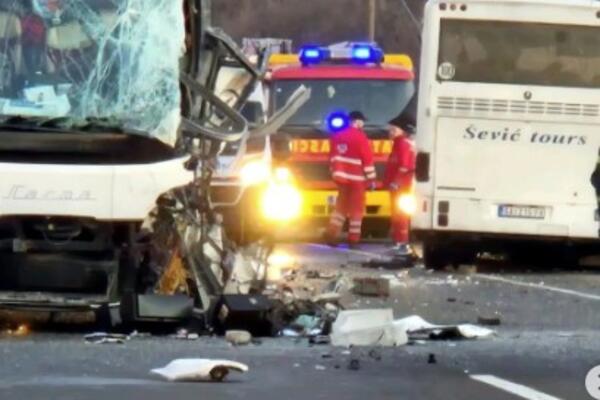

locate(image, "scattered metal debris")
[[84, 332, 129, 345], [352, 277, 391, 297], [368, 349, 382, 361], [348, 359, 361, 371], [310, 335, 332, 345], [477, 315, 502, 326]]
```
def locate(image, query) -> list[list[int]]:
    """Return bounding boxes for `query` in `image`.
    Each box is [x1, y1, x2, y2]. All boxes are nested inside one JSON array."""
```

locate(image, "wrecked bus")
[[0, 0, 285, 326]]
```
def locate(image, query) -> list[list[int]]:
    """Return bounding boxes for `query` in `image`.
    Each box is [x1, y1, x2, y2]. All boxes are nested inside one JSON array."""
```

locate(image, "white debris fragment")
[[394, 315, 495, 339], [151, 359, 248, 382], [332, 311, 495, 347], [225, 330, 252, 346], [315, 365, 326, 371], [331, 309, 408, 347]]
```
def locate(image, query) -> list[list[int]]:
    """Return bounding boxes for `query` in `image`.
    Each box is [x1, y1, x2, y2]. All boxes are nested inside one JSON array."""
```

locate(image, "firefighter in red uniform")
[[325, 111, 376, 248], [384, 114, 416, 254]]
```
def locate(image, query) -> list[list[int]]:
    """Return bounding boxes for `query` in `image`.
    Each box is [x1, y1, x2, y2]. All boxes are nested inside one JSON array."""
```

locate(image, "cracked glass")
[[0, 0, 185, 145]]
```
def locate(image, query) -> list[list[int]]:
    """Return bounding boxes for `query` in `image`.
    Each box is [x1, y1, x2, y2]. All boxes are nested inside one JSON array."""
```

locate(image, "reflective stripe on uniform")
[[329, 212, 345, 227], [333, 171, 366, 182], [332, 156, 362, 166]]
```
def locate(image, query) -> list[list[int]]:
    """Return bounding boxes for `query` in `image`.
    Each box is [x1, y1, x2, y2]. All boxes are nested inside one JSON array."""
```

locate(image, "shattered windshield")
[[0, 0, 184, 145], [273, 79, 415, 128]]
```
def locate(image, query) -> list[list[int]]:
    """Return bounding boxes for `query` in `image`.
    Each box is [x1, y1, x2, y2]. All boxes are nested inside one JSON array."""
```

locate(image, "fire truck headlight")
[[397, 193, 417, 216], [262, 183, 302, 221], [274, 167, 293, 182], [240, 160, 270, 186]]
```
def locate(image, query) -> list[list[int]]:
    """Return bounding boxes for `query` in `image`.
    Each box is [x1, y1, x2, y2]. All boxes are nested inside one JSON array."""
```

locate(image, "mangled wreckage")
[[0, 0, 308, 327]]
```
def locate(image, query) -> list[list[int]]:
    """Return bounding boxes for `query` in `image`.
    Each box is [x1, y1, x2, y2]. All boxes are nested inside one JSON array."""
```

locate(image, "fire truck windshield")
[[273, 79, 415, 131]]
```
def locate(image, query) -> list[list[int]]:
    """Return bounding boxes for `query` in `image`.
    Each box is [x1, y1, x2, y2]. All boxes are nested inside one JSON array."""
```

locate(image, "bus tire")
[[423, 242, 452, 271]]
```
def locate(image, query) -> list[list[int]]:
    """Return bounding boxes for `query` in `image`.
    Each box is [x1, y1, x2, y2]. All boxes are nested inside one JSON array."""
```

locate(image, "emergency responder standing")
[[384, 114, 416, 254], [325, 111, 376, 248]]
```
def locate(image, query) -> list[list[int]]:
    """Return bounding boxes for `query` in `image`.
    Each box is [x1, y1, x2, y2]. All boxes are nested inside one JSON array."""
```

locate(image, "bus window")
[[438, 19, 600, 87]]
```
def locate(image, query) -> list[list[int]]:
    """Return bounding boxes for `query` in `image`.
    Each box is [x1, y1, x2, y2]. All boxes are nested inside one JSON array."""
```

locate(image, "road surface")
[[0, 243, 599, 400]]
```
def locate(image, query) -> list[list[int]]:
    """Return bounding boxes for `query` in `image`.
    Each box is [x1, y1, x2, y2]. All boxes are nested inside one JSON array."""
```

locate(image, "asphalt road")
[[1, 243, 599, 400]]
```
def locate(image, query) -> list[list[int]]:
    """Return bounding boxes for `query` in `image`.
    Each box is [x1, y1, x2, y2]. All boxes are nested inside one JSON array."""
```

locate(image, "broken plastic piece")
[[151, 359, 249, 382], [84, 332, 129, 344], [331, 309, 407, 347], [225, 330, 253, 346]]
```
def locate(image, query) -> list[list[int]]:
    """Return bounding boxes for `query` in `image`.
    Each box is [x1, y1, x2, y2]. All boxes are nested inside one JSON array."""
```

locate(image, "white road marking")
[[475, 273, 600, 302], [471, 375, 563, 400], [308, 243, 389, 260]]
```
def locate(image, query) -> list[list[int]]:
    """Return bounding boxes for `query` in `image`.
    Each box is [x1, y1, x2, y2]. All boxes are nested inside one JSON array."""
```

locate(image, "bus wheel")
[[423, 242, 452, 271]]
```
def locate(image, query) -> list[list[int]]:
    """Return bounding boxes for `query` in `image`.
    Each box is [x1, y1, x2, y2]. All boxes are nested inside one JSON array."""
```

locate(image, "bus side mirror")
[[415, 152, 430, 182]]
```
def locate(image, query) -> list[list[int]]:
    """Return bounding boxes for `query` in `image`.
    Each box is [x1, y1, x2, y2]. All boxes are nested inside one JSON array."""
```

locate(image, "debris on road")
[[315, 364, 327, 371], [305, 270, 337, 280], [309, 335, 331, 345], [173, 328, 200, 340], [457, 264, 477, 275], [352, 277, 390, 297], [348, 359, 361, 371], [84, 332, 129, 345], [368, 349, 382, 361], [151, 359, 248, 382], [477, 315, 502, 326], [394, 315, 496, 340], [331, 309, 408, 347], [428, 354, 437, 364], [4, 324, 30, 337], [225, 330, 253, 346], [331, 310, 495, 347]]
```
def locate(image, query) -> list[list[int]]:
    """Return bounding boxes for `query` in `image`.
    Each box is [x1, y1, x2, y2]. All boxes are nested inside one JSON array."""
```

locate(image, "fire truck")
[[266, 43, 416, 238]]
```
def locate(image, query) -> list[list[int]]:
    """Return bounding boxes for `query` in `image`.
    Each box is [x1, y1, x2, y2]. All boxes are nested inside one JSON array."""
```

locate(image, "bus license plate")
[[498, 205, 545, 219]]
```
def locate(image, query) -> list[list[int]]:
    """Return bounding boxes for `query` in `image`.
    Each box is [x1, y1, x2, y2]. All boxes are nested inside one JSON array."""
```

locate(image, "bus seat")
[[0, 12, 22, 77], [46, 12, 118, 81]]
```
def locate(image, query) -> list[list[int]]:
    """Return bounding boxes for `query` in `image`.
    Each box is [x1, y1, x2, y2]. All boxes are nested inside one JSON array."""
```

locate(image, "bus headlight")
[[262, 183, 302, 221], [240, 160, 270, 186], [397, 193, 417, 215]]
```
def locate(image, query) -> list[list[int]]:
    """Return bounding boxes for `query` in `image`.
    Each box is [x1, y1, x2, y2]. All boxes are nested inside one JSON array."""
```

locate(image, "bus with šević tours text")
[[413, 0, 600, 268]]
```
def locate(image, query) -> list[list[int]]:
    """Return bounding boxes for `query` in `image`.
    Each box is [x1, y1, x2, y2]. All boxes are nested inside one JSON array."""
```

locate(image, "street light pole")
[[368, 0, 376, 42]]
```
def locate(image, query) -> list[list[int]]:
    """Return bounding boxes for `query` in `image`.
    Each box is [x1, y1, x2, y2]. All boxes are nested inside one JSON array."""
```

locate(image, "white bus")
[[413, 0, 600, 268]]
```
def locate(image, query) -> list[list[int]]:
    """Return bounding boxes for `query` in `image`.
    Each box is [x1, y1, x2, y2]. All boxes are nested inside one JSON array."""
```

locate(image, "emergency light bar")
[[299, 45, 329, 65], [298, 43, 384, 66], [268, 47, 413, 71]]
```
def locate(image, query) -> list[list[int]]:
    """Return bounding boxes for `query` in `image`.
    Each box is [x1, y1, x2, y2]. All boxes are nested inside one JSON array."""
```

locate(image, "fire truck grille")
[[290, 162, 387, 183]]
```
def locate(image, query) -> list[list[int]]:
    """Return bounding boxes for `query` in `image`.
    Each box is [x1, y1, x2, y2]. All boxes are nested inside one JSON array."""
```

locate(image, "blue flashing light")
[[300, 46, 324, 65], [352, 46, 372, 60], [326, 112, 349, 133], [351, 44, 384, 64]]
